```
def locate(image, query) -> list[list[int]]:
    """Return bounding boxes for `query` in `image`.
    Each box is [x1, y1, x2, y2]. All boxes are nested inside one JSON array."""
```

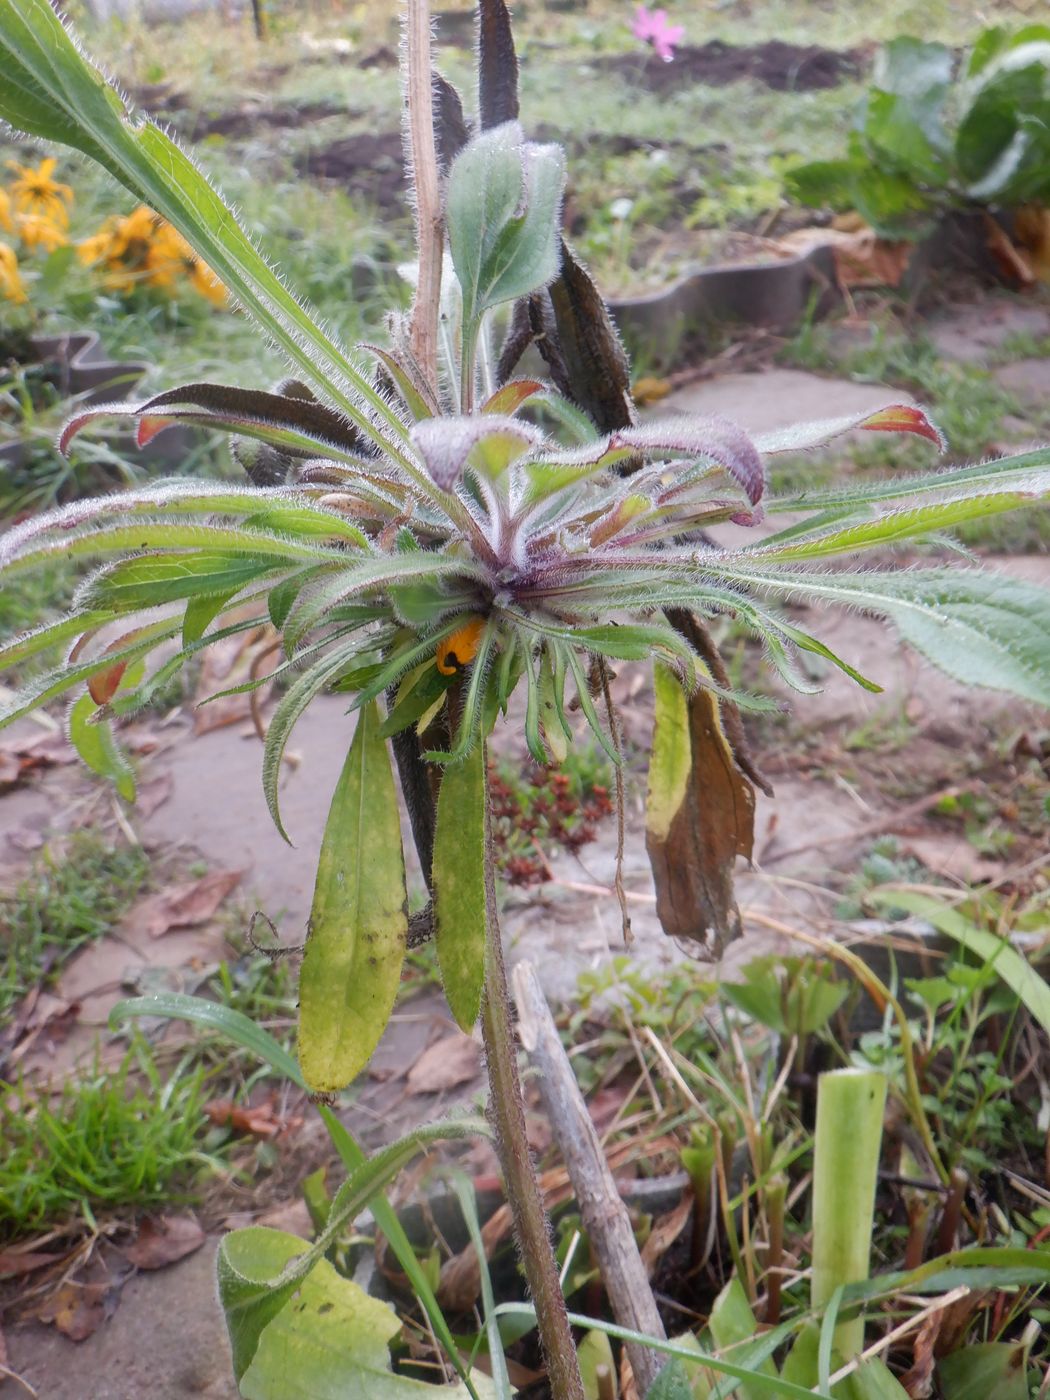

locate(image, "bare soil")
[[605, 39, 864, 94]]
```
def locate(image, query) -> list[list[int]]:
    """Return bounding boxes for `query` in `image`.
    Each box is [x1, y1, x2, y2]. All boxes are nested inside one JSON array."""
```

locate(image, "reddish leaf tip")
[[859, 405, 946, 451]]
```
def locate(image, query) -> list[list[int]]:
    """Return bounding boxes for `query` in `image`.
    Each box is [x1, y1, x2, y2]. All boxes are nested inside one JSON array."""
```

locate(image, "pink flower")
[[631, 5, 684, 62]]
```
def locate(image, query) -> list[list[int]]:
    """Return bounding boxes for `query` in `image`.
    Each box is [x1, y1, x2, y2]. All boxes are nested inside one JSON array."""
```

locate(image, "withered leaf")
[[123, 1214, 204, 1270], [544, 240, 636, 436], [37, 1281, 108, 1342], [478, 0, 519, 129], [133, 868, 245, 939], [645, 664, 755, 959], [406, 1032, 481, 1095]]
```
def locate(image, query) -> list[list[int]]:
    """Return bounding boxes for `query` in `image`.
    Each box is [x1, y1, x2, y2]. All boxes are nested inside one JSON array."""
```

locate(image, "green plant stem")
[[811, 1067, 887, 1360], [480, 763, 584, 1400]]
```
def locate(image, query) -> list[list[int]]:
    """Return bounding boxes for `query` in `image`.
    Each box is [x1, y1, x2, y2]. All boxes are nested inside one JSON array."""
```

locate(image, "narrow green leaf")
[[0, 0, 412, 460], [432, 741, 488, 1029], [83, 551, 285, 612], [870, 890, 1050, 1035], [708, 565, 1050, 708], [68, 691, 136, 801], [298, 702, 408, 1093], [262, 637, 368, 842]]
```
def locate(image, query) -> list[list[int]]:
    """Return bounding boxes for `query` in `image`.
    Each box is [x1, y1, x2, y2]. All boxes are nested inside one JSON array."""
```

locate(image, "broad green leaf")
[[0, 0, 412, 462], [721, 957, 847, 1037], [183, 590, 241, 647], [447, 122, 566, 327], [3, 521, 339, 581], [645, 662, 691, 843], [937, 1343, 1030, 1400], [433, 741, 488, 1029], [68, 691, 136, 801], [644, 1360, 694, 1399], [219, 1116, 485, 1379], [108, 992, 478, 1398], [709, 565, 1050, 708], [298, 702, 408, 1093], [707, 1278, 778, 1400], [781, 1327, 909, 1400], [222, 1230, 498, 1400], [870, 890, 1050, 1035]]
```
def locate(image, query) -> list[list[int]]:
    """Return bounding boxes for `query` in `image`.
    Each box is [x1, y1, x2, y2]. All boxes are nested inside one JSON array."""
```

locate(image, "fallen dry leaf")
[[771, 223, 912, 288], [0, 1249, 67, 1279], [131, 868, 245, 939], [406, 1032, 482, 1095], [6, 826, 46, 854], [203, 1098, 301, 1139], [640, 1191, 694, 1278], [123, 1215, 204, 1270], [37, 1281, 108, 1342], [903, 834, 1003, 885]]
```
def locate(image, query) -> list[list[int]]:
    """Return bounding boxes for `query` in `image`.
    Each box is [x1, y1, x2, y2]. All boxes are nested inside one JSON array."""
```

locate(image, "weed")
[[0, 1038, 217, 1237], [488, 747, 615, 885], [0, 831, 149, 1018]]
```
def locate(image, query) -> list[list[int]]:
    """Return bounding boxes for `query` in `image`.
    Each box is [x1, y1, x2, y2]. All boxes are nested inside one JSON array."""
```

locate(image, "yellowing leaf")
[[297, 702, 408, 1092]]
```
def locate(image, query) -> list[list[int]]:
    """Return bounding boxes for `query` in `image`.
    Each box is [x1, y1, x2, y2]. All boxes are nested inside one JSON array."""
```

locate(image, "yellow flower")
[[77, 220, 119, 267], [143, 221, 188, 289], [0, 188, 13, 235], [188, 253, 227, 305], [7, 157, 73, 228], [16, 212, 68, 253], [0, 242, 27, 303]]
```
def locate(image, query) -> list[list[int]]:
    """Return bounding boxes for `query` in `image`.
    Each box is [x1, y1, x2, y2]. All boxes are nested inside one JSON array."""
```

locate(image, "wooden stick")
[[513, 960, 669, 1395], [404, 0, 443, 396]]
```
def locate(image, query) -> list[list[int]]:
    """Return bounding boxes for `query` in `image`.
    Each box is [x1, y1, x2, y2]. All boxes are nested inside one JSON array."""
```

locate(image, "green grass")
[[0, 831, 150, 1018], [0, 1039, 215, 1238]]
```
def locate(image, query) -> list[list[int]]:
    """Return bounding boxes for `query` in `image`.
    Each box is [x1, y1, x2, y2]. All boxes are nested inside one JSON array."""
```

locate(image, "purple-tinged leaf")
[[754, 403, 945, 457], [411, 415, 540, 489], [543, 242, 636, 436], [365, 346, 440, 423]]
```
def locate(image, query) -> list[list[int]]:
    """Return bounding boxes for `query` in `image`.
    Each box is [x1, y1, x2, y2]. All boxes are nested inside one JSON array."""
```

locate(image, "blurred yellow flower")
[[17, 212, 68, 253], [0, 242, 26, 303], [7, 157, 74, 229], [0, 188, 13, 235], [77, 203, 225, 304]]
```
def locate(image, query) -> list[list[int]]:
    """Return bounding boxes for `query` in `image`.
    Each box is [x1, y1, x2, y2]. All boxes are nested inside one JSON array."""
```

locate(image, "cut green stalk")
[[811, 1068, 888, 1360]]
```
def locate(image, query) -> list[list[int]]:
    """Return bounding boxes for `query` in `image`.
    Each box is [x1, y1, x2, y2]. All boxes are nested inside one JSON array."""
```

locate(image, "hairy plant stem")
[[405, 0, 443, 397], [480, 759, 584, 1400]]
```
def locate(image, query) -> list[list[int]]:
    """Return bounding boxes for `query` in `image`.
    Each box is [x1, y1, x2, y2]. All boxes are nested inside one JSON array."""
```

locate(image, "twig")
[[481, 796, 584, 1400], [404, 0, 443, 397], [514, 959, 668, 1396]]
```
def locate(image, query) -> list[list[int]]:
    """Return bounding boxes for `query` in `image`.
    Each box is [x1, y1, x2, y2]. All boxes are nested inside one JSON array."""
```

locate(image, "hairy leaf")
[[298, 703, 408, 1093], [432, 741, 488, 1029]]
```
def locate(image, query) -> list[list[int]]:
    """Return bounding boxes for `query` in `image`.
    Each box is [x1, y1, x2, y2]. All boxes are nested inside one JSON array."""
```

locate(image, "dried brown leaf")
[[639, 1191, 694, 1278], [133, 868, 245, 939], [0, 1249, 67, 1279], [123, 1215, 204, 1270], [406, 1032, 481, 1095], [37, 1281, 108, 1341]]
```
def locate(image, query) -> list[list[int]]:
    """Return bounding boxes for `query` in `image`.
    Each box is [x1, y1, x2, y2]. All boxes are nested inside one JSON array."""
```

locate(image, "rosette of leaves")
[[3, 6, 1050, 1393]]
